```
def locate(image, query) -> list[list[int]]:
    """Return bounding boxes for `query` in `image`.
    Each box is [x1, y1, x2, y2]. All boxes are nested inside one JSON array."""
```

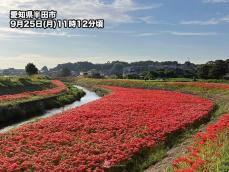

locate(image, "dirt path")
[[144, 123, 211, 172], [144, 136, 193, 172]]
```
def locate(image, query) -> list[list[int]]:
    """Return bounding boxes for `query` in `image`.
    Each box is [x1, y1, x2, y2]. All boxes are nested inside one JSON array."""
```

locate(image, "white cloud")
[[0, 0, 162, 24], [138, 16, 174, 25], [135, 31, 221, 37], [103, 29, 136, 34], [180, 18, 219, 25], [180, 16, 229, 25], [165, 31, 220, 36], [0, 54, 86, 68], [0, 0, 162, 39], [135, 32, 160, 37], [221, 16, 229, 22], [0, 55, 66, 68], [0, 27, 96, 40], [0, 54, 126, 68], [203, 0, 229, 3]]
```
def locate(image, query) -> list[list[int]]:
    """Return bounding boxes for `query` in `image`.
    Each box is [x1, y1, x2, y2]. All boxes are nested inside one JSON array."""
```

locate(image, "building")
[[123, 66, 145, 78], [88, 69, 102, 78], [223, 74, 229, 80], [79, 71, 88, 76], [2, 68, 25, 76]]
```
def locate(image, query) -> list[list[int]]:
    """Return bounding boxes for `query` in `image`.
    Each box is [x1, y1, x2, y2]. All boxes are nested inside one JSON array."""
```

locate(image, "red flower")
[[0, 86, 214, 171], [172, 114, 229, 171], [0, 80, 66, 102]]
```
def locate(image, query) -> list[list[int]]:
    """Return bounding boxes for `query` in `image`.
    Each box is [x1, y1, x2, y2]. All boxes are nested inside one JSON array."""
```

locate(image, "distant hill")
[[48, 60, 197, 78], [2, 59, 229, 79]]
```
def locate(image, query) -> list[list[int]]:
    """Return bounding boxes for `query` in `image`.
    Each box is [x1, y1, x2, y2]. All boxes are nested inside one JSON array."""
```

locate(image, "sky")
[[0, 0, 229, 69]]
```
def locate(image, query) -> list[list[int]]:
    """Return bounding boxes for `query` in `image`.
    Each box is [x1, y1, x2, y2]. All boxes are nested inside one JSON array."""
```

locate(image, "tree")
[[110, 62, 124, 76], [164, 69, 176, 78], [41, 66, 48, 72], [61, 67, 71, 77], [142, 71, 151, 81], [25, 63, 38, 75], [208, 60, 227, 79], [197, 64, 211, 79]]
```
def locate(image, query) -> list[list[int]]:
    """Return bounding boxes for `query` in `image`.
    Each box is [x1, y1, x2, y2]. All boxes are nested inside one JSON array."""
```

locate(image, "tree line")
[[197, 60, 229, 79], [24, 59, 229, 80]]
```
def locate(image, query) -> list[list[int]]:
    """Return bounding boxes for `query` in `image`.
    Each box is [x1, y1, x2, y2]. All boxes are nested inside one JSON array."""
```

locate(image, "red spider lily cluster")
[[0, 80, 66, 102], [0, 86, 213, 171], [31, 80, 66, 96], [172, 114, 229, 172], [169, 82, 229, 90], [99, 79, 229, 90]]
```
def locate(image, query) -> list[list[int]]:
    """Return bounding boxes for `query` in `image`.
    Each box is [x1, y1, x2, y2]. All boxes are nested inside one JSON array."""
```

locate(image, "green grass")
[[164, 78, 229, 83], [108, 145, 167, 172], [167, 129, 229, 172], [0, 76, 55, 95]]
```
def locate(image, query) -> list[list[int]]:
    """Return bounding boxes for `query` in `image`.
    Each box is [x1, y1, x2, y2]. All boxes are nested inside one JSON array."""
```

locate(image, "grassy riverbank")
[[0, 77, 85, 128], [0, 76, 55, 95]]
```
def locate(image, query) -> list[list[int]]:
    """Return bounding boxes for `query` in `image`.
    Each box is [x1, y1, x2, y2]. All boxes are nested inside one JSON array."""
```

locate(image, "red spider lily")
[[96, 79, 229, 91], [0, 80, 65, 102], [0, 86, 213, 171], [169, 82, 229, 90], [31, 80, 66, 96], [172, 114, 229, 171]]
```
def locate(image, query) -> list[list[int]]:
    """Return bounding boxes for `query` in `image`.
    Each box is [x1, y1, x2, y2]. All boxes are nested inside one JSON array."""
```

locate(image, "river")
[[0, 85, 100, 133]]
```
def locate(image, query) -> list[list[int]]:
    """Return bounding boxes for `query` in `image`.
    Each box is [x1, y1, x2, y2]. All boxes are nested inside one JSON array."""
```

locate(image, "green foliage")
[[110, 62, 125, 76], [198, 60, 228, 79], [61, 67, 71, 77], [25, 63, 38, 75], [168, 129, 229, 172], [142, 71, 159, 80], [219, 140, 229, 172], [108, 146, 166, 172], [164, 78, 195, 82], [198, 64, 211, 79], [125, 73, 140, 79], [52, 60, 197, 78], [209, 60, 228, 79]]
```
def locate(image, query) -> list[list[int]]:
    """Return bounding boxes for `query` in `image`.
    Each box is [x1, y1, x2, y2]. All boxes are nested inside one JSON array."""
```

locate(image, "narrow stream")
[[0, 85, 100, 133]]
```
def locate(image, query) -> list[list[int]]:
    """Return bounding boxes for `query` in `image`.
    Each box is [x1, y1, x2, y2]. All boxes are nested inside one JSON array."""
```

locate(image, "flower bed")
[[172, 114, 229, 172], [31, 80, 66, 96], [0, 86, 213, 171], [0, 80, 66, 102], [76, 78, 229, 93]]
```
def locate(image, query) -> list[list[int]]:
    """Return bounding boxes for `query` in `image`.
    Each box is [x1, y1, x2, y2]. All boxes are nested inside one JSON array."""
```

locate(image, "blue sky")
[[0, 0, 229, 68]]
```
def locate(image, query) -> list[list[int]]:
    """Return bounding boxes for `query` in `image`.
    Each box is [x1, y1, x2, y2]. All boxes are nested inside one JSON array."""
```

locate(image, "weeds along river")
[[0, 86, 101, 133]]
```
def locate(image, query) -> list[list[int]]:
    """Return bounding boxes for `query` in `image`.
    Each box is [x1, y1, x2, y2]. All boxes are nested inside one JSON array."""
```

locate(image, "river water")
[[0, 86, 100, 133]]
